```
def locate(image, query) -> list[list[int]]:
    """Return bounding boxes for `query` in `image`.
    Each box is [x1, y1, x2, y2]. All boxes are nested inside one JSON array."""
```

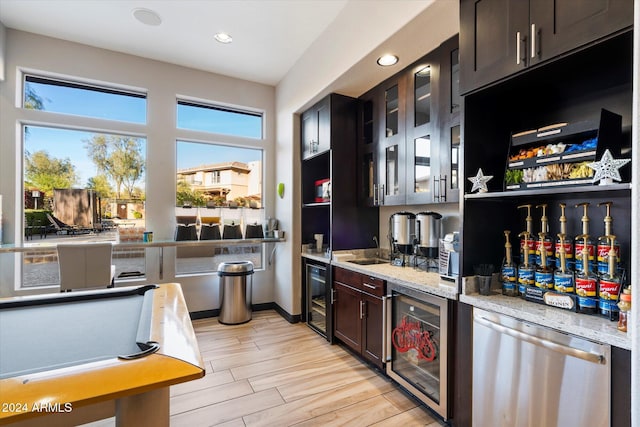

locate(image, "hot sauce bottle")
[[517, 231, 535, 298], [501, 230, 518, 297], [518, 204, 536, 266], [535, 204, 554, 268], [596, 202, 620, 276], [598, 235, 621, 319], [554, 233, 574, 293], [575, 234, 598, 314], [554, 203, 574, 271], [535, 232, 554, 290], [574, 203, 596, 272]]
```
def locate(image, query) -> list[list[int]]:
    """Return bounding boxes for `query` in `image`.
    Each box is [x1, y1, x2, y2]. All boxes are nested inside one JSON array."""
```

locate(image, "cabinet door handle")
[[360, 300, 365, 319], [363, 282, 377, 290], [440, 175, 447, 202], [516, 31, 527, 66], [433, 176, 440, 201], [373, 184, 378, 205], [380, 184, 385, 205], [531, 24, 536, 58], [331, 288, 336, 303]]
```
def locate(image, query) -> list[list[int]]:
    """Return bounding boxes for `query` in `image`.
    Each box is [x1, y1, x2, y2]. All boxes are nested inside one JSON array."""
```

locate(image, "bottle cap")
[[620, 288, 631, 302]]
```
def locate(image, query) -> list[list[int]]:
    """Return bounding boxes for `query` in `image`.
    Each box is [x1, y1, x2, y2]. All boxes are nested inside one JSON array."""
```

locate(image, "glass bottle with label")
[[617, 288, 631, 332], [518, 204, 536, 266], [535, 232, 554, 290], [535, 204, 554, 268], [575, 234, 598, 314], [596, 202, 620, 276], [574, 203, 595, 272], [554, 203, 574, 271], [554, 233, 574, 293], [517, 231, 534, 298], [501, 230, 518, 296], [598, 235, 621, 319]]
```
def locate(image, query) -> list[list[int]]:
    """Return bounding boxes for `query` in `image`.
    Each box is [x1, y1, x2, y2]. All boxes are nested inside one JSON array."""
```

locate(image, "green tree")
[[24, 85, 45, 110], [86, 174, 113, 198], [24, 150, 79, 198], [84, 135, 145, 199], [176, 179, 206, 206]]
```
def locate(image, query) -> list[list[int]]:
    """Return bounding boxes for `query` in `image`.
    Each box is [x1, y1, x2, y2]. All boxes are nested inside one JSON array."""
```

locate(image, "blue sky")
[[24, 81, 262, 186]]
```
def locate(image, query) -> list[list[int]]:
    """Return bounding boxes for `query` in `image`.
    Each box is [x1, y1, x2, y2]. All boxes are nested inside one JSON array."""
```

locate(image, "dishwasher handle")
[[475, 315, 606, 365]]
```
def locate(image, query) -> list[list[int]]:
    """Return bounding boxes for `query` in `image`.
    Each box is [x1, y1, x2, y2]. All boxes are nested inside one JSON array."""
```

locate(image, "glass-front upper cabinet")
[[358, 89, 381, 206], [414, 66, 432, 127], [413, 135, 432, 195], [385, 85, 399, 137], [438, 36, 461, 203], [378, 79, 406, 205], [406, 53, 438, 204]]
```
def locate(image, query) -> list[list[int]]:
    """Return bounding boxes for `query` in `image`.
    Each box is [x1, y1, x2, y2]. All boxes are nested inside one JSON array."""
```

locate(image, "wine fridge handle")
[[382, 294, 393, 362]]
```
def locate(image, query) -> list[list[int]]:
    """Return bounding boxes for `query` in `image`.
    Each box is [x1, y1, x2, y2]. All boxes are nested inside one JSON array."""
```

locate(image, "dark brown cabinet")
[[301, 96, 330, 160], [460, 0, 633, 95], [333, 267, 386, 369], [357, 91, 380, 207], [300, 93, 378, 252], [437, 36, 461, 203], [379, 78, 408, 205], [333, 281, 362, 350], [357, 35, 460, 206]]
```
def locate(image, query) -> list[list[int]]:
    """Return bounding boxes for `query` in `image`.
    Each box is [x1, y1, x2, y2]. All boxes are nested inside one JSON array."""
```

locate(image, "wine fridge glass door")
[[306, 263, 328, 337], [387, 289, 448, 419]]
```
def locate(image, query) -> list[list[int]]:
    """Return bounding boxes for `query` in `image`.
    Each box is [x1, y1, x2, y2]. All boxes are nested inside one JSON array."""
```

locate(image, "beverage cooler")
[[303, 258, 331, 340], [386, 283, 449, 419]]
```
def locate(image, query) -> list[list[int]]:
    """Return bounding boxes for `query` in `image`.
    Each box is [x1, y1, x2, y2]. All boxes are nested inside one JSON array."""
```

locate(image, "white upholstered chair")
[[57, 243, 116, 292]]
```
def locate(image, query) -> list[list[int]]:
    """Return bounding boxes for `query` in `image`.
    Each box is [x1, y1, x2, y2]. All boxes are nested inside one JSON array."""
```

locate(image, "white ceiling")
[[0, 0, 350, 86]]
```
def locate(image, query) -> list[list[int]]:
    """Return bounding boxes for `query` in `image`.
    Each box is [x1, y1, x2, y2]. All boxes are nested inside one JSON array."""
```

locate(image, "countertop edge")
[[331, 260, 458, 300], [459, 293, 631, 350]]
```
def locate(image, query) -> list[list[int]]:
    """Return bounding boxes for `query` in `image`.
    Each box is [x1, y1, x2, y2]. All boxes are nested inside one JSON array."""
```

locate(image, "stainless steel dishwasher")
[[472, 308, 611, 427]]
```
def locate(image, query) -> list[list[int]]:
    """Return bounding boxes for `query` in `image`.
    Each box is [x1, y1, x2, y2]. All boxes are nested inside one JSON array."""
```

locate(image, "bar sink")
[[347, 259, 387, 265]]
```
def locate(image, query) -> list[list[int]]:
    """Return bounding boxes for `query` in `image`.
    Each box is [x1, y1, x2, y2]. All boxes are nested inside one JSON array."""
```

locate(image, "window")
[[24, 75, 146, 123], [177, 100, 262, 138], [175, 141, 264, 274], [21, 74, 148, 288]]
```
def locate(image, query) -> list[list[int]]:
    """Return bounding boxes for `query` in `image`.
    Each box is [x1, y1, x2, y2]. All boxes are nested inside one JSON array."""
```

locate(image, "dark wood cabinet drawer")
[[334, 267, 362, 290], [360, 275, 385, 297]]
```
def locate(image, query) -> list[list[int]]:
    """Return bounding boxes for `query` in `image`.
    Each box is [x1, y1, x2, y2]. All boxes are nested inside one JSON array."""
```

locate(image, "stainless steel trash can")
[[218, 261, 254, 324]]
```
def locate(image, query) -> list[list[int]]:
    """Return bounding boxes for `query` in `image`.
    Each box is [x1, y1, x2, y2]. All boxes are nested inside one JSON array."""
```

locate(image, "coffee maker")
[[415, 211, 442, 271], [389, 212, 416, 266]]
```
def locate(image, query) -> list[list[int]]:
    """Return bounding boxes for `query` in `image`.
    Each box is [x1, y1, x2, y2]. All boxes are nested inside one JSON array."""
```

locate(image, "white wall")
[[274, 0, 459, 315], [0, 30, 276, 310]]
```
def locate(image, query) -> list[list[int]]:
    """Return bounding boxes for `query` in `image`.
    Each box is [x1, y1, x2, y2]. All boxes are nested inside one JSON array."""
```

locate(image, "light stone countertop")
[[301, 251, 331, 264], [460, 291, 630, 350], [331, 258, 458, 300], [329, 249, 630, 349]]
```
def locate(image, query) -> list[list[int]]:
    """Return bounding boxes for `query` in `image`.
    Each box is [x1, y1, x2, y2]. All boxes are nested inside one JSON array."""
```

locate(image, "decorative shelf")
[[465, 182, 631, 200]]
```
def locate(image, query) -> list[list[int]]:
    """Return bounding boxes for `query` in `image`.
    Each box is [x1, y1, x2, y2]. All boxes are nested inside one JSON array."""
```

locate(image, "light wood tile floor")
[[88, 310, 445, 427]]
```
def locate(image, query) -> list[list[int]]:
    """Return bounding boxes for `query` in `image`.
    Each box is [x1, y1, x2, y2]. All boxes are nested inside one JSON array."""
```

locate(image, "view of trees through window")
[[20, 75, 265, 287], [22, 78, 148, 287], [175, 141, 264, 274]]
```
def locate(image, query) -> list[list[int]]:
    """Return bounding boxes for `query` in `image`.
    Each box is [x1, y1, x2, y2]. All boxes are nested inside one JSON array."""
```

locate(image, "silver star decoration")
[[587, 149, 630, 184], [468, 168, 493, 193]]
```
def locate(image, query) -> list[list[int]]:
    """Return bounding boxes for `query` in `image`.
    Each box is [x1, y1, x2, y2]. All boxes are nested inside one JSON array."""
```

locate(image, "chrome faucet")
[[373, 235, 379, 258]]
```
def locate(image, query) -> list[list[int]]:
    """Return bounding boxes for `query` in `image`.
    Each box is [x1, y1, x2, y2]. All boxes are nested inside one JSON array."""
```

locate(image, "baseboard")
[[273, 302, 301, 323], [190, 302, 301, 323], [190, 309, 219, 320]]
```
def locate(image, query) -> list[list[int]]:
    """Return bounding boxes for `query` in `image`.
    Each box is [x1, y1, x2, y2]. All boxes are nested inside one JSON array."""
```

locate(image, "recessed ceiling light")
[[132, 8, 162, 26], [377, 54, 399, 67], [214, 32, 233, 44]]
